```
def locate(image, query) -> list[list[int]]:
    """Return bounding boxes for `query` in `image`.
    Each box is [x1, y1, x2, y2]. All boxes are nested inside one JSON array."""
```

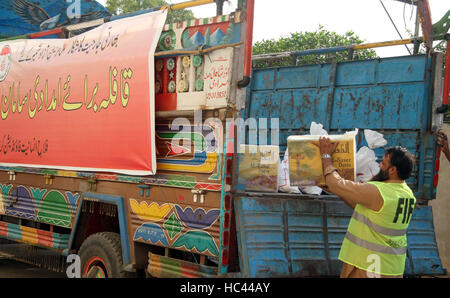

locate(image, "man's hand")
[[318, 136, 338, 156], [438, 130, 449, 151], [318, 137, 338, 180]]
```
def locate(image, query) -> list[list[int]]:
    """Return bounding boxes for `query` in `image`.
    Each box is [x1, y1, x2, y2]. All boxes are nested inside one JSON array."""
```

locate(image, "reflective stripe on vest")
[[345, 231, 407, 255], [352, 210, 407, 237], [338, 182, 415, 275]]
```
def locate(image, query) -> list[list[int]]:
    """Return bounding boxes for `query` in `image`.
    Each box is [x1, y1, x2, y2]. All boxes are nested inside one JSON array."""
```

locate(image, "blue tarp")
[[0, 0, 111, 38]]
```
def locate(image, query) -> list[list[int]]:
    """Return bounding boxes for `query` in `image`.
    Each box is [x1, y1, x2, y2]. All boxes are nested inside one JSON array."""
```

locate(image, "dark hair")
[[384, 146, 415, 180]]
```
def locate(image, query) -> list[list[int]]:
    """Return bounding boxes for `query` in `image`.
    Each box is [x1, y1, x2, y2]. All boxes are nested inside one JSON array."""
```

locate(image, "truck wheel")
[[79, 232, 126, 278]]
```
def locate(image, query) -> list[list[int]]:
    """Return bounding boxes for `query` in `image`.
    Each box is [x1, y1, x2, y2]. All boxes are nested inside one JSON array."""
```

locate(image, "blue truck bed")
[[234, 53, 445, 277]]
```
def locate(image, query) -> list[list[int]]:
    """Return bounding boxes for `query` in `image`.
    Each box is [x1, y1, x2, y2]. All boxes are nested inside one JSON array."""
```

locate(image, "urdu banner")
[[0, 10, 167, 175]]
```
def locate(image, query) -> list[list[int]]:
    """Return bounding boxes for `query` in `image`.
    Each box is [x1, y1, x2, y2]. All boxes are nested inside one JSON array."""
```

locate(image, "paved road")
[[0, 253, 66, 278]]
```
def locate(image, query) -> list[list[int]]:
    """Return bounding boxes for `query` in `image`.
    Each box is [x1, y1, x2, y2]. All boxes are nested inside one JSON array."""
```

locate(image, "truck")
[[0, 0, 448, 278]]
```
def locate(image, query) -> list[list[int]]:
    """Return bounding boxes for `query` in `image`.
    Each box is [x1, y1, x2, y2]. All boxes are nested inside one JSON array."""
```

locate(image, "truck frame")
[[0, 0, 448, 278]]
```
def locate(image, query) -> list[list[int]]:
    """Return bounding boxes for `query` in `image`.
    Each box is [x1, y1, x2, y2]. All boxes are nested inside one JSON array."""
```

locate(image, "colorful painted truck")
[[0, 0, 256, 278], [0, 0, 448, 278]]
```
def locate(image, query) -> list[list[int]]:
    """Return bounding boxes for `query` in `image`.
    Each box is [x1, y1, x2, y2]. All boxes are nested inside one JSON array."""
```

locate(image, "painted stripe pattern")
[[0, 221, 69, 250]]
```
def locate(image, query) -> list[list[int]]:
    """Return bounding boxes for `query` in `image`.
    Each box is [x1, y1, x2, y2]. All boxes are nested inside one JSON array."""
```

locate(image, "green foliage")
[[105, 0, 195, 24], [252, 25, 378, 68]]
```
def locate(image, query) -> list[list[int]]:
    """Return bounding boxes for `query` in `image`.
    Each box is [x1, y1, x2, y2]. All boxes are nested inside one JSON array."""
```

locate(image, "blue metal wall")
[[234, 196, 445, 277], [244, 54, 437, 200]]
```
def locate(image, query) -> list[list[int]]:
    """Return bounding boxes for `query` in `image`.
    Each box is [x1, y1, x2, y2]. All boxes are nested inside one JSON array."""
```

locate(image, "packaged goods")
[[355, 146, 380, 182], [238, 145, 279, 192], [278, 148, 301, 193], [364, 129, 387, 149], [287, 134, 356, 186]]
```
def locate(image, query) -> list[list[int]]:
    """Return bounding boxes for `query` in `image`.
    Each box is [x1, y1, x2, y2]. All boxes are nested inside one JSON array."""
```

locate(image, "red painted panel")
[[0, 222, 7, 237], [36, 229, 53, 247]]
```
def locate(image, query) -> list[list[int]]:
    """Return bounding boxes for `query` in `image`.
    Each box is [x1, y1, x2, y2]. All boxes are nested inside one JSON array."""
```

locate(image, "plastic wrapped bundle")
[[238, 145, 279, 192], [287, 134, 356, 187]]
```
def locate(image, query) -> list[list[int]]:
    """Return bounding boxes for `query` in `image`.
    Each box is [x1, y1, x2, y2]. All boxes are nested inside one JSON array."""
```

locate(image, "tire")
[[79, 232, 126, 278]]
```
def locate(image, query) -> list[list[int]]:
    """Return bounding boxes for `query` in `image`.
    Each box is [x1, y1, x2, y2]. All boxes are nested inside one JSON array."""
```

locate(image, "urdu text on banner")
[[0, 10, 168, 175]]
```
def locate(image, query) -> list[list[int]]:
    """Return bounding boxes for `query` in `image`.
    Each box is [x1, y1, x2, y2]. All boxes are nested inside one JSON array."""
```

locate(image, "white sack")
[[364, 129, 387, 149]]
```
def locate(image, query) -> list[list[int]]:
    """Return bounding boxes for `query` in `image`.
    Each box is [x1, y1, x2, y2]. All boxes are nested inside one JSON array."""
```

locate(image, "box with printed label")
[[238, 145, 279, 192], [287, 134, 356, 187]]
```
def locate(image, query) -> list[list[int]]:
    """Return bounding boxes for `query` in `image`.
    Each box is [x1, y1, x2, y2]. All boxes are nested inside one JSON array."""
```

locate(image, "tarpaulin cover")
[[0, 0, 111, 39], [0, 10, 168, 175]]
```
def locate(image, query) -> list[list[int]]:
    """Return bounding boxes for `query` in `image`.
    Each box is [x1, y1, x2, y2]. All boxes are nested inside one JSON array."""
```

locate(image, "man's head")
[[371, 146, 415, 182]]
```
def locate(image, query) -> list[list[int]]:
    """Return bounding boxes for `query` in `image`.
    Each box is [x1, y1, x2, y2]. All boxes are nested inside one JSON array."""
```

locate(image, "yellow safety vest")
[[338, 181, 416, 276]]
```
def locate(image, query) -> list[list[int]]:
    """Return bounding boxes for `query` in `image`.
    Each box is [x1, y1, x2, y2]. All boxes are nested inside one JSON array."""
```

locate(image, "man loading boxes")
[[318, 136, 416, 278]]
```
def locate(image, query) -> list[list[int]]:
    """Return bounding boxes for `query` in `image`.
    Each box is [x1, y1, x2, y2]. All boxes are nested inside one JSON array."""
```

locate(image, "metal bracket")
[[138, 184, 151, 197], [7, 171, 16, 181], [44, 174, 53, 185], [191, 189, 206, 203], [87, 178, 97, 192]]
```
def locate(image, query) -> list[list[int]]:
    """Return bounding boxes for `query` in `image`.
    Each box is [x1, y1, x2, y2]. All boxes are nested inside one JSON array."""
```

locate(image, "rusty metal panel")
[[234, 196, 445, 277], [234, 196, 353, 277], [248, 55, 430, 130], [332, 84, 425, 130], [404, 205, 445, 276], [252, 69, 275, 91], [276, 65, 321, 89], [248, 89, 329, 130]]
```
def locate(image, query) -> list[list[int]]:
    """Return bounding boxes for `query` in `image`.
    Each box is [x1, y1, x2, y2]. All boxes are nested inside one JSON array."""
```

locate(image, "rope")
[[379, 0, 412, 55]]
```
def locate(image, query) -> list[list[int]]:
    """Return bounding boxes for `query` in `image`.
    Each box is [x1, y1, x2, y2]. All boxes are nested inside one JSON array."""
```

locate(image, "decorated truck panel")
[[0, 0, 253, 278], [0, 0, 447, 278]]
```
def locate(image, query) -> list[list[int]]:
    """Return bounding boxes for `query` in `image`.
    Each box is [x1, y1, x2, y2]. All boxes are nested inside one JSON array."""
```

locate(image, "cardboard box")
[[287, 134, 356, 186], [238, 145, 279, 192]]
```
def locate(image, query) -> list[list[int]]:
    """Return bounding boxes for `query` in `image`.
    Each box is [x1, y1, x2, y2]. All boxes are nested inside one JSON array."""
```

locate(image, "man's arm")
[[319, 137, 384, 211], [322, 161, 383, 211]]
